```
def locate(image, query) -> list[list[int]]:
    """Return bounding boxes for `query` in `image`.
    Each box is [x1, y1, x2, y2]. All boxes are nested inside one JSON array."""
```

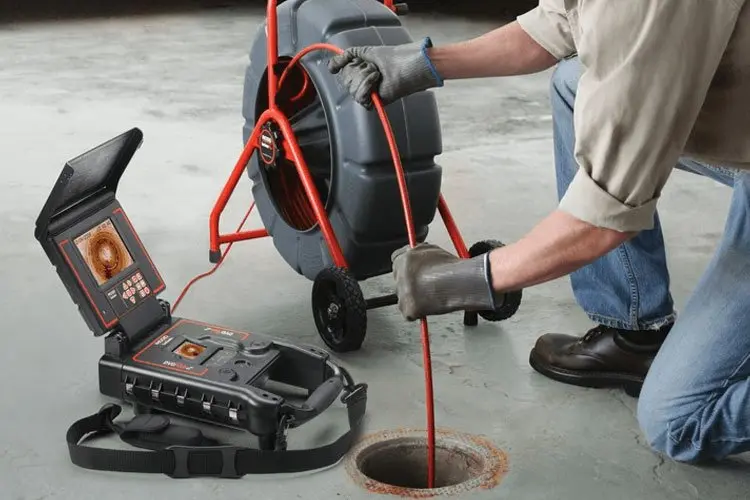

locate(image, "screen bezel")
[[54, 200, 165, 333]]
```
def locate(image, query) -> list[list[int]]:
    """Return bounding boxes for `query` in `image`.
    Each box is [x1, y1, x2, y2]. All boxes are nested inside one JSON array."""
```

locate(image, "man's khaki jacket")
[[518, 0, 750, 231]]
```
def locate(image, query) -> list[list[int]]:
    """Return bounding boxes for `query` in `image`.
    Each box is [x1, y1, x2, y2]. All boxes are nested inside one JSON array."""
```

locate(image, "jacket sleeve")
[[516, 0, 576, 60], [558, 0, 741, 232]]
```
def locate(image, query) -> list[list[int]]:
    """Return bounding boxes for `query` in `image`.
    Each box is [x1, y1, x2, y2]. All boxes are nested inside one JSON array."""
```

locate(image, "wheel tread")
[[312, 266, 367, 352]]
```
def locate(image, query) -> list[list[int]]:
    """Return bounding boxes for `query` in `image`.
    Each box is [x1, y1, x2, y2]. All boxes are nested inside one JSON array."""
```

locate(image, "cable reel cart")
[[210, 0, 523, 352]]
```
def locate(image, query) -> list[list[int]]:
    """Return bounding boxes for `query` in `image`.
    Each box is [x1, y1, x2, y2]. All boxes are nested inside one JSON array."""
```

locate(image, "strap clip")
[[167, 446, 243, 479], [275, 414, 292, 451], [341, 383, 367, 405]]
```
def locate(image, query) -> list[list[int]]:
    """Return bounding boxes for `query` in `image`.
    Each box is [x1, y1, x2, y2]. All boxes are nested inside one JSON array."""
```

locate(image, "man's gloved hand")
[[328, 37, 443, 109], [391, 243, 502, 321]]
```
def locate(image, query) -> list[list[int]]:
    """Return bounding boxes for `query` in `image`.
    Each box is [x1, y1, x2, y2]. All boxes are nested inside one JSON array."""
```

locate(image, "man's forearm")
[[427, 21, 558, 80], [488, 210, 635, 292]]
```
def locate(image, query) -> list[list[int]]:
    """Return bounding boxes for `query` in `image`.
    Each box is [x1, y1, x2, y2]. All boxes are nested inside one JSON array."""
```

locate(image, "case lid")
[[35, 128, 143, 241]]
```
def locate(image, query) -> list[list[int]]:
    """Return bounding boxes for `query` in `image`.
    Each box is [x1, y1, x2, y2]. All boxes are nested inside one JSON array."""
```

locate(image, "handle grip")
[[305, 376, 344, 415], [287, 376, 344, 424]]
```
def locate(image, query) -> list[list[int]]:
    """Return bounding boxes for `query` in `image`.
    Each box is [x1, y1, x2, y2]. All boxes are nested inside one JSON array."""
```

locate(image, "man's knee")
[[636, 382, 711, 463], [636, 389, 676, 458], [550, 56, 581, 105]]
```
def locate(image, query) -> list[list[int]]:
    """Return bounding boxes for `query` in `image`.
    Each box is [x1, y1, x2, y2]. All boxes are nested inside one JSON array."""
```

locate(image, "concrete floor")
[[2, 5, 749, 500]]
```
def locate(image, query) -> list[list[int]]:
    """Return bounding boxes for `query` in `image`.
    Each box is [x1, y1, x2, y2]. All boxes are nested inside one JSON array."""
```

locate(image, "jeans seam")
[[678, 157, 738, 187], [700, 162, 738, 182], [709, 436, 750, 444], [721, 350, 750, 388], [616, 245, 640, 327], [586, 312, 676, 330]]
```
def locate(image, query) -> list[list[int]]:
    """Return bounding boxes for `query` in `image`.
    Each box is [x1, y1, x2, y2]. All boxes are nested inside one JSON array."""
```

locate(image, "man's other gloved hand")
[[391, 243, 501, 321], [328, 37, 443, 109]]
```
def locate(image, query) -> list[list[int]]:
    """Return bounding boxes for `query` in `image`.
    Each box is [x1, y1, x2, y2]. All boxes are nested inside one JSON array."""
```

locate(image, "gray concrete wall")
[[2, 0, 536, 23]]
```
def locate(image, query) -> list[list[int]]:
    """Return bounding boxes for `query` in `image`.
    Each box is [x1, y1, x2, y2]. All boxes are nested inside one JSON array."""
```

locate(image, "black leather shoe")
[[528, 325, 670, 397]]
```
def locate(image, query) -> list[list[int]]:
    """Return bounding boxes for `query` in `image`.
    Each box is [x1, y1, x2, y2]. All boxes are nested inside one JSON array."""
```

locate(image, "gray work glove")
[[328, 37, 443, 109], [391, 243, 501, 321]]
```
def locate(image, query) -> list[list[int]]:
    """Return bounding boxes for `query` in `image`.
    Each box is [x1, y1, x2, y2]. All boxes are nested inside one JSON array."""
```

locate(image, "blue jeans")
[[551, 57, 750, 462]]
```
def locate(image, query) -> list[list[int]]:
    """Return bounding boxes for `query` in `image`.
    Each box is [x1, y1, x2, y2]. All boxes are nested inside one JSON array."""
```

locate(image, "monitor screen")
[[74, 218, 134, 286]]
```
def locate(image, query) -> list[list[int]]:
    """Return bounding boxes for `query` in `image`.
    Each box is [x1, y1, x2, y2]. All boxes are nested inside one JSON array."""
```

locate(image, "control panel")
[[130, 319, 279, 383], [106, 270, 152, 314]]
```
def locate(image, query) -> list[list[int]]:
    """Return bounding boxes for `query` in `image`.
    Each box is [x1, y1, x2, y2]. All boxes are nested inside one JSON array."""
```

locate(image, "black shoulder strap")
[[66, 384, 367, 478]]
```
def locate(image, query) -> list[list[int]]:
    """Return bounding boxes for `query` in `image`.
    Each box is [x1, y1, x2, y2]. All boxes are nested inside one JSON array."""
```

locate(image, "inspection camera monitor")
[[34, 129, 164, 337], [34, 128, 366, 477]]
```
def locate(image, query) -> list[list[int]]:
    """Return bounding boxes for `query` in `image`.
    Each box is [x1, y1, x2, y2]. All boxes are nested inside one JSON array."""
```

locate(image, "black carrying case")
[[35, 128, 368, 478]]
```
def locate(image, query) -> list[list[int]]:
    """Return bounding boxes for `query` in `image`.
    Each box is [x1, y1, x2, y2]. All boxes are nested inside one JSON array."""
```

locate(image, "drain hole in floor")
[[347, 429, 509, 497], [357, 437, 484, 489]]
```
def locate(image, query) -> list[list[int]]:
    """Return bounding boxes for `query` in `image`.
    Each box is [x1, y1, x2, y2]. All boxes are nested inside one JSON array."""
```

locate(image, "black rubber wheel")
[[469, 239, 523, 322], [311, 266, 367, 352]]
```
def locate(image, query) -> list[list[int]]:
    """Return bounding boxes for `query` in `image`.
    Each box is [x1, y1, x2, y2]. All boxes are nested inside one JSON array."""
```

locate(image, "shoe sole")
[[529, 348, 644, 397]]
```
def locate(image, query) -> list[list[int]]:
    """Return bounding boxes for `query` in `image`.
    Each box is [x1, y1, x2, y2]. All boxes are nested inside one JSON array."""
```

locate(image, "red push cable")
[[171, 201, 256, 314], [372, 93, 436, 489]]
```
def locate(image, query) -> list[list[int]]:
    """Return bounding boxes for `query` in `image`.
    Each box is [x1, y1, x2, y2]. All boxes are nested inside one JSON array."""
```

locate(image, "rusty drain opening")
[[346, 429, 508, 497], [360, 437, 480, 488]]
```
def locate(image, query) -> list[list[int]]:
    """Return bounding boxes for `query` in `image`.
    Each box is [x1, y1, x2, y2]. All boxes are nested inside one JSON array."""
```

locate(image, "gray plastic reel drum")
[[242, 0, 442, 283]]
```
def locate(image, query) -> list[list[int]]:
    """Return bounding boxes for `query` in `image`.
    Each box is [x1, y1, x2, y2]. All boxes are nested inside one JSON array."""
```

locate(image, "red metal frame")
[[208, 0, 471, 266]]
